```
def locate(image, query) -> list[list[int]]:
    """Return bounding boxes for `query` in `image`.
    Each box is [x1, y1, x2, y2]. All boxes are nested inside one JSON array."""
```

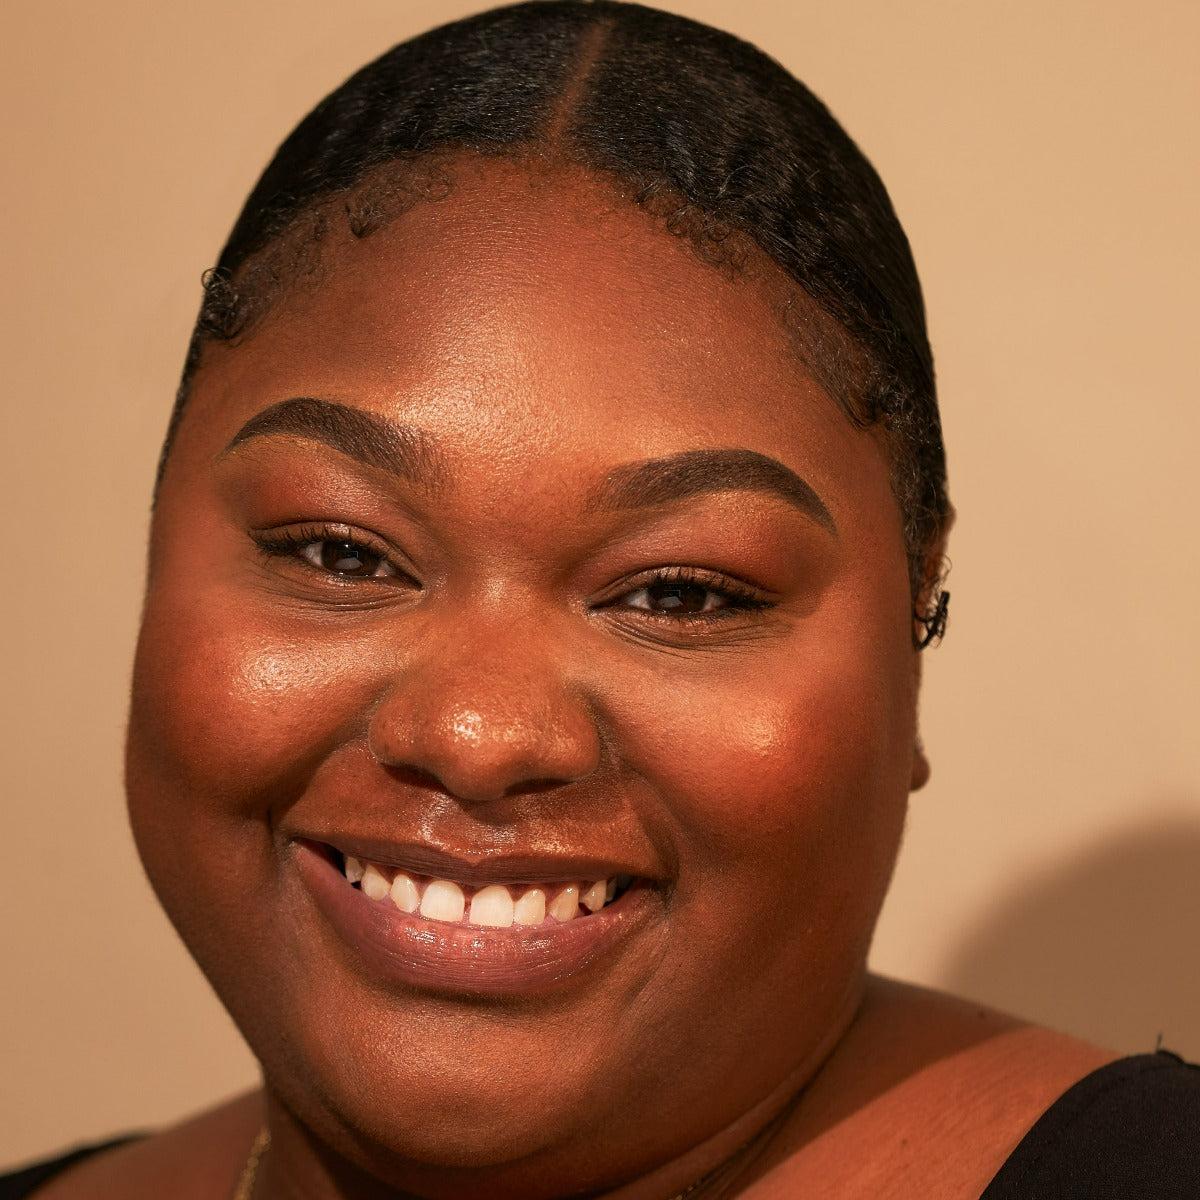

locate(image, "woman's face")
[[128, 161, 924, 1193]]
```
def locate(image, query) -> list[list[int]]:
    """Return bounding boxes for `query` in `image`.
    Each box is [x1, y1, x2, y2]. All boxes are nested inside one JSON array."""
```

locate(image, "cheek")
[[614, 613, 915, 931], [125, 582, 379, 854], [124, 582, 398, 989]]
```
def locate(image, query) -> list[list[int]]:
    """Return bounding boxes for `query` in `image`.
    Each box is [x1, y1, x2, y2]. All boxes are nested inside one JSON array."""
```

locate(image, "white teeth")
[[360, 862, 391, 901], [548, 884, 580, 923], [345, 855, 624, 929], [421, 879, 466, 923], [390, 872, 420, 914], [513, 887, 547, 926], [469, 885, 515, 928]]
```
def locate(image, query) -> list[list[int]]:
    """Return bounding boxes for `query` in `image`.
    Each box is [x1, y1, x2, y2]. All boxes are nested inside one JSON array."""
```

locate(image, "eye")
[[623, 579, 731, 615], [606, 567, 772, 622], [298, 538, 396, 579], [251, 523, 413, 586]]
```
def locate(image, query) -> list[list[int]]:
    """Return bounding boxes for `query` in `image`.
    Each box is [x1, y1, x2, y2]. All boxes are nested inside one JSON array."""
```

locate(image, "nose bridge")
[[367, 606, 602, 804]]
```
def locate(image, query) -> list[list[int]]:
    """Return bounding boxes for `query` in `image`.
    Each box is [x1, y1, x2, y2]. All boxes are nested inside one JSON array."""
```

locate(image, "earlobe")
[[909, 734, 931, 791]]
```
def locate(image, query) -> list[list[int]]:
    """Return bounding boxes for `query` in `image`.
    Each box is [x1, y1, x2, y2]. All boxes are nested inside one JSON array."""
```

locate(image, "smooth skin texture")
[[105, 161, 1113, 1200]]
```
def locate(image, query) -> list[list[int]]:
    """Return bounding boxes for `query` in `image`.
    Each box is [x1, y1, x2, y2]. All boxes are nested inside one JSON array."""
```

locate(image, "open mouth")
[[295, 841, 655, 993], [331, 848, 637, 931]]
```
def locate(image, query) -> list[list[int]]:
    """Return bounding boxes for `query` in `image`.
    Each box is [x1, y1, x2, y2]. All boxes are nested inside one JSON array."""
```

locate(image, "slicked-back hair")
[[169, 0, 949, 610]]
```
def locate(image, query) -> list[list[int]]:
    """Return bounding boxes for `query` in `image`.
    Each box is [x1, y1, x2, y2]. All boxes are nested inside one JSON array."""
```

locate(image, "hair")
[[168, 0, 950, 616]]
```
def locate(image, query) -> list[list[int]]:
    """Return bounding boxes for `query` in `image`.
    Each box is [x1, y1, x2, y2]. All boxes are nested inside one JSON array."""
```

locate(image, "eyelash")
[[602, 565, 772, 624], [251, 524, 412, 584], [250, 527, 773, 622]]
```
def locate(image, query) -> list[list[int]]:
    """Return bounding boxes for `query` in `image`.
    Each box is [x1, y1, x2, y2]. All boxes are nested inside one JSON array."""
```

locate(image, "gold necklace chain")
[[232, 1128, 270, 1200]]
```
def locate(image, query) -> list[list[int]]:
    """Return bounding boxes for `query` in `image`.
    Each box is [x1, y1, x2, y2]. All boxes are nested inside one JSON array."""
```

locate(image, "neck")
[[249, 992, 863, 1200]]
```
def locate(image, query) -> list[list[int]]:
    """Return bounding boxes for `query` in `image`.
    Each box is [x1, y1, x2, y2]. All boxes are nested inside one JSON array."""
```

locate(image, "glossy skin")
[[127, 160, 928, 1199]]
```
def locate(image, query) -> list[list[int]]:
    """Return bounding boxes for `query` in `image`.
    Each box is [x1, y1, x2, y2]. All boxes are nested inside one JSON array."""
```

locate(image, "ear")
[[909, 512, 954, 792], [911, 508, 954, 650]]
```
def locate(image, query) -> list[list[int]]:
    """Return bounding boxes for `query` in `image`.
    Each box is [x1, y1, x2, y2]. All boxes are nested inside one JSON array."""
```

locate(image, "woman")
[[6, 2, 1196, 1197]]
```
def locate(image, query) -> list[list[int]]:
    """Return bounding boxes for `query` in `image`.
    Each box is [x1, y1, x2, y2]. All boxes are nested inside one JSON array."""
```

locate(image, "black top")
[[0, 1138, 140, 1200], [979, 1051, 1200, 1199], [3, 1053, 1197, 1198]]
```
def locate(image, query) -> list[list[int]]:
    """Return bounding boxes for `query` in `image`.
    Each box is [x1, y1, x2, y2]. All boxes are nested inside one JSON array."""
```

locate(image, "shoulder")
[[981, 1050, 1200, 1199], [17, 1092, 262, 1200], [0, 1140, 140, 1200], [748, 977, 1124, 1200]]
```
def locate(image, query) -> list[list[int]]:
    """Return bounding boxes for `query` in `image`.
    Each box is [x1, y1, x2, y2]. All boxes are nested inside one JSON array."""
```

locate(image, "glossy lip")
[[293, 840, 658, 996]]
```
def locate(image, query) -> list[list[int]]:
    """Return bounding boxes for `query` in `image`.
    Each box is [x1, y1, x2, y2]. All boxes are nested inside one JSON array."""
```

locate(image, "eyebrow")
[[223, 397, 443, 488], [225, 401, 833, 533], [590, 448, 836, 534]]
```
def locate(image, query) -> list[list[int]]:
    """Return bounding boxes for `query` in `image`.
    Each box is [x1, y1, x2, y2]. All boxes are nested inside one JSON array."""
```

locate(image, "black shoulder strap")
[[981, 1052, 1200, 1199], [0, 1137, 142, 1199]]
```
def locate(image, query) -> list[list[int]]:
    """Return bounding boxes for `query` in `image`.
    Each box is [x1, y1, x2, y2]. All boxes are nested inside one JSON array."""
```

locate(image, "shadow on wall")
[[936, 810, 1200, 1062]]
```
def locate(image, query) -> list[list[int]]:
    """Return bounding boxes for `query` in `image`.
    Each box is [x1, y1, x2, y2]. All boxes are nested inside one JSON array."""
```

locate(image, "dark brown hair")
[[170, 0, 949, 610]]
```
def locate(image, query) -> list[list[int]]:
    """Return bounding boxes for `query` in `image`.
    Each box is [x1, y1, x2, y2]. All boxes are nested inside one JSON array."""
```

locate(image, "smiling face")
[[127, 160, 924, 1197]]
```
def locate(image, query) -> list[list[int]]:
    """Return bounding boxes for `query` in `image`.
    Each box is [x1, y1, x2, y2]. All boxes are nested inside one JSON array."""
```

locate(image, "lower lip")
[[294, 843, 655, 996]]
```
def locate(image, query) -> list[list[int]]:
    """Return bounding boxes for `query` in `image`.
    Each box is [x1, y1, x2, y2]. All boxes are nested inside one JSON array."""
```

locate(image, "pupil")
[[322, 541, 372, 574], [651, 583, 709, 613]]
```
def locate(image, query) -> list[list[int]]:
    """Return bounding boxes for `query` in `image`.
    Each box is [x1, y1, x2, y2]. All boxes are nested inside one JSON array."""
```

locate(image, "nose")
[[366, 620, 603, 805]]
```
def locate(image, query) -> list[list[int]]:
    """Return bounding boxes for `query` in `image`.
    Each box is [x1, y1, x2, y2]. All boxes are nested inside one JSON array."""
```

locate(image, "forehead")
[[181, 159, 891, 509]]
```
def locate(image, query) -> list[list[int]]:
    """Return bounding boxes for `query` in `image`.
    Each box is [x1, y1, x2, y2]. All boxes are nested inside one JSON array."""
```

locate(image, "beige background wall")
[[2, 0, 1197, 1169]]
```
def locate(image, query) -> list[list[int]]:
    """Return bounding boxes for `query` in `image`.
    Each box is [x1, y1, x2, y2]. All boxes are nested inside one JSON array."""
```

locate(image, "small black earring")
[[915, 590, 950, 649]]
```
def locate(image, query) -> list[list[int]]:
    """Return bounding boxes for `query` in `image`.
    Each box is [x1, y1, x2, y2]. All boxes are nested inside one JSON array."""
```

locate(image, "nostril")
[[367, 683, 602, 804], [376, 763, 448, 793], [504, 776, 581, 797], [373, 758, 563, 805], [378, 765, 573, 806]]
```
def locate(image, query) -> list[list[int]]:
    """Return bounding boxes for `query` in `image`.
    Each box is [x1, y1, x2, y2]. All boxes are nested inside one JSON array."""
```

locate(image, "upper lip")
[[293, 834, 656, 887]]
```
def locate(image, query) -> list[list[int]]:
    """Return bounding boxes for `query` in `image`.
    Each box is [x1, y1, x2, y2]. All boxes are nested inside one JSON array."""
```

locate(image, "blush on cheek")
[[632, 643, 911, 888], [126, 601, 376, 816]]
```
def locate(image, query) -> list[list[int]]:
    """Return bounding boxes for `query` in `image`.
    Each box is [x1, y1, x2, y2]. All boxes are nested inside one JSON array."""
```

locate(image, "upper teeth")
[[343, 856, 625, 929]]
